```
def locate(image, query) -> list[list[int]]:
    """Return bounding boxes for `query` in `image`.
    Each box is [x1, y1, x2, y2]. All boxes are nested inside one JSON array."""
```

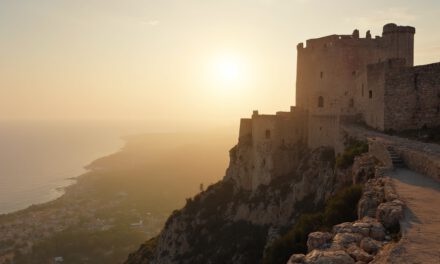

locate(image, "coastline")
[[0, 131, 233, 263], [0, 156, 110, 217]]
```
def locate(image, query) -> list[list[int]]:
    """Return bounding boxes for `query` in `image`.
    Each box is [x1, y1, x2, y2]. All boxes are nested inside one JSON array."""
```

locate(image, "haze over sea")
[[0, 120, 156, 215]]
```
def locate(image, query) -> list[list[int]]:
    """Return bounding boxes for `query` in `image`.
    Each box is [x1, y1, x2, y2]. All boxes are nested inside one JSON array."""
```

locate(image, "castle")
[[233, 23, 440, 190]]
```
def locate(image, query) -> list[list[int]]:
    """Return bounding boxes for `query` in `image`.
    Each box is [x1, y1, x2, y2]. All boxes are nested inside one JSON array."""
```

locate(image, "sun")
[[211, 54, 246, 84]]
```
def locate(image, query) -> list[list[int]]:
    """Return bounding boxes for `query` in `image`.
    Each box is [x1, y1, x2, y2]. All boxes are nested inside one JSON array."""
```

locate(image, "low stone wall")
[[393, 146, 440, 182], [343, 125, 440, 183]]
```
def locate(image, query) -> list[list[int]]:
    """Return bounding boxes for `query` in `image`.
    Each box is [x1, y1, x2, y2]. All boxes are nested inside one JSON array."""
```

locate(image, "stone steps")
[[387, 146, 405, 168]]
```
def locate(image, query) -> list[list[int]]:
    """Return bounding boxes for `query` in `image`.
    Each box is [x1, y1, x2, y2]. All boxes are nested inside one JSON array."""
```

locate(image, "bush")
[[336, 140, 368, 169], [262, 185, 363, 264], [323, 184, 363, 227]]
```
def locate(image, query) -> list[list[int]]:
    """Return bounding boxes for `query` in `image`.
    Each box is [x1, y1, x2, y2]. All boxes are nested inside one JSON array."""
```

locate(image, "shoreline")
[[0, 145, 124, 217], [0, 131, 233, 263]]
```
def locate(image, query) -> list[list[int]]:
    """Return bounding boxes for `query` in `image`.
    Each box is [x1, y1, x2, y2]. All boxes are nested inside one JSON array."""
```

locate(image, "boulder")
[[358, 191, 380, 219], [347, 245, 374, 263], [376, 199, 404, 229], [369, 222, 386, 241], [352, 222, 371, 237], [303, 250, 355, 264], [287, 253, 305, 264], [383, 181, 398, 202], [333, 222, 355, 234], [352, 154, 376, 185], [332, 233, 363, 249], [307, 232, 333, 252], [360, 237, 382, 254]]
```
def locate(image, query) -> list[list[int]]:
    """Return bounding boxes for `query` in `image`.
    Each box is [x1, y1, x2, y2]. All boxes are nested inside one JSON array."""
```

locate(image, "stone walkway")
[[345, 125, 440, 157], [386, 168, 440, 263]]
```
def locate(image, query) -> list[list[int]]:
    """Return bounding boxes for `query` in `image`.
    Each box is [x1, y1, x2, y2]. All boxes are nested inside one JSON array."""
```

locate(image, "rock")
[[369, 224, 386, 241], [333, 222, 355, 234], [360, 237, 382, 254], [332, 233, 363, 248], [383, 182, 398, 202], [303, 249, 355, 264], [347, 245, 374, 263], [307, 232, 333, 252], [376, 199, 404, 229], [352, 222, 371, 237], [358, 191, 380, 219], [287, 253, 305, 263], [352, 154, 376, 185]]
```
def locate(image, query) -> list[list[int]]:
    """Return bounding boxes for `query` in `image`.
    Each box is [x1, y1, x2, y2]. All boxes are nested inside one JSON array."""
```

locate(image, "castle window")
[[318, 96, 324, 108], [362, 84, 364, 97], [265, 129, 271, 139], [349, 98, 354, 108], [352, 71, 356, 76], [320, 71, 323, 79], [369, 90, 373, 99]]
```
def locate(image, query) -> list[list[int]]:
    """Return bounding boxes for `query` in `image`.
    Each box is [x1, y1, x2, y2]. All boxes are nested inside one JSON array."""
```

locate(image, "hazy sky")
[[1, 0, 439, 126]]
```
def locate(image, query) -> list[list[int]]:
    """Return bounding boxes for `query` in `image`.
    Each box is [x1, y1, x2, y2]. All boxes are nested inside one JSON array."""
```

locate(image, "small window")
[[318, 96, 324, 108], [265, 129, 271, 139], [369, 90, 373, 99], [352, 71, 356, 76], [349, 98, 354, 107], [362, 84, 364, 97], [320, 72, 323, 79]]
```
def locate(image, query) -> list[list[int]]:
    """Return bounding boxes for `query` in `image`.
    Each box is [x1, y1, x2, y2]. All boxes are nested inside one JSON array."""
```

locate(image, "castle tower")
[[295, 23, 416, 152], [382, 23, 415, 66]]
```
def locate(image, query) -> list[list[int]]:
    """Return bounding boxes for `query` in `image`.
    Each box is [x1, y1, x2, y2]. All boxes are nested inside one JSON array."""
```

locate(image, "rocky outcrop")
[[125, 147, 350, 264], [288, 177, 404, 264], [288, 218, 391, 263]]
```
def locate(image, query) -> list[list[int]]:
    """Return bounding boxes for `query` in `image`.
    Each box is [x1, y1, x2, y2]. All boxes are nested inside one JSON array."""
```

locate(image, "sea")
[[0, 120, 150, 215]]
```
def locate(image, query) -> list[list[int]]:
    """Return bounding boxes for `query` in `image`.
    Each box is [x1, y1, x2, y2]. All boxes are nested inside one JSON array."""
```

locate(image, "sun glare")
[[211, 54, 246, 85]]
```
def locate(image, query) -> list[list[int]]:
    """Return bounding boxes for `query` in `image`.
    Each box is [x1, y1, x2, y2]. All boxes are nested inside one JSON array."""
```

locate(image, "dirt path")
[[386, 168, 440, 263]]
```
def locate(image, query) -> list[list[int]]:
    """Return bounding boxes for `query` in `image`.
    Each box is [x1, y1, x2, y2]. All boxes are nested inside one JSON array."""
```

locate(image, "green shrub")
[[336, 140, 368, 169], [262, 185, 363, 264], [323, 184, 363, 227]]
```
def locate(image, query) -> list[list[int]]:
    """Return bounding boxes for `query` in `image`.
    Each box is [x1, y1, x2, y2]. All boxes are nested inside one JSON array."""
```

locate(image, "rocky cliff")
[[125, 141, 363, 264]]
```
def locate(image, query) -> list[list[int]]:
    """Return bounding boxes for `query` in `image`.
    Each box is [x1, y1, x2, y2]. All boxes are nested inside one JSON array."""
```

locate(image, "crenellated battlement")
[[382, 23, 415, 34], [298, 23, 415, 53]]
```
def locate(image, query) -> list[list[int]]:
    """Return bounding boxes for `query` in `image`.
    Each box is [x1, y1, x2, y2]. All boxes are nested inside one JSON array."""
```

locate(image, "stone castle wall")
[[296, 24, 415, 150], [227, 107, 308, 190], [383, 62, 440, 131]]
